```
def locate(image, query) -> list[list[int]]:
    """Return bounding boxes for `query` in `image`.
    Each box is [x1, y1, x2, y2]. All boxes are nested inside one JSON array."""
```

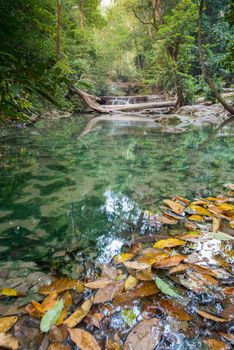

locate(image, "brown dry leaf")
[[101, 265, 117, 280], [48, 344, 71, 350], [123, 318, 163, 350], [188, 264, 218, 277], [223, 286, 234, 295], [113, 281, 159, 306], [39, 279, 84, 295], [31, 300, 45, 315], [84, 279, 112, 290], [153, 255, 187, 269], [157, 215, 178, 225], [64, 297, 93, 328], [169, 263, 189, 274], [196, 309, 228, 322], [157, 299, 192, 321], [229, 220, 234, 228], [189, 204, 212, 216], [114, 253, 135, 264], [173, 195, 190, 205], [94, 280, 125, 304], [188, 215, 204, 221], [184, 221, 199, 230], [123, 261, 151, 270], [25, 303, 41, 318], [221, 304, 234, 321], [213, 217, 221, 232], [138, 251, 168, 265], [163, 199, 184, 214], [219, 332, 234, 344], [125, 276, 138, 291], [136, 267, 153, 281], [153, 238, 185, 249], [202, 274, 218, 286], [204, 338, 228, 350], [0, 316, 18, 333], [0, 332, 18, 350], [68, 328, 100, 350]]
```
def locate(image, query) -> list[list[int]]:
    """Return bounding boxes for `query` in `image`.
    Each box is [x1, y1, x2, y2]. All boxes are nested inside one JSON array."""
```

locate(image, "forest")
[[0, 0, 233, 121], [0, 1, 234, 350]]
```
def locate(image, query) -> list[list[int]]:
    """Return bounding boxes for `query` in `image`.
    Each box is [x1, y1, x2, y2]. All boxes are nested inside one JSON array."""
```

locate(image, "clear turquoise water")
[[0, 115, 233, 266]]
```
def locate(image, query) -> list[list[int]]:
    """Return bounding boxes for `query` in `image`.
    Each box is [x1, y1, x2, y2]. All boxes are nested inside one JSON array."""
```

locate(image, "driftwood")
[[68, 87, 176, 113]]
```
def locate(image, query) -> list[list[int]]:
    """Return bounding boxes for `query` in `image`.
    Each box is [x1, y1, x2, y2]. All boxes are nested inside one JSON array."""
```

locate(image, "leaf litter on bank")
[[1, 189, 234, 350]]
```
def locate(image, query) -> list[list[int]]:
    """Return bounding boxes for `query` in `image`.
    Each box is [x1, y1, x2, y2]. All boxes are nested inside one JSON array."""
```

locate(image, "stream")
[[0, 114, 233, 272]]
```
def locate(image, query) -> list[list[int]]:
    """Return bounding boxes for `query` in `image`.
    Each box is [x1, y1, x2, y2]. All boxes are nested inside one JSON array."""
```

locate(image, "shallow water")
[[0, 115, 233, 267]]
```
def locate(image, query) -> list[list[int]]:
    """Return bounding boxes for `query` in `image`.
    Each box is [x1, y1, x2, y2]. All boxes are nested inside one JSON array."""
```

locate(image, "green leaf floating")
[[155, 276, 181, 299], [121, 308, 138, 327], [40, 299, 64, 332]]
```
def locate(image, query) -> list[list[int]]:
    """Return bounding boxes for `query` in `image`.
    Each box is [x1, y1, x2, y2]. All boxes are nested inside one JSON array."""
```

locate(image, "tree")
[[56, 0, 62, 60], [198, 0, 234, 114]]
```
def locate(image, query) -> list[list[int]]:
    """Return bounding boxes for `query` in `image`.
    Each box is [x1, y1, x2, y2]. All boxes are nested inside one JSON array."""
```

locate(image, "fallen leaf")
[[196, 309, 228, 322], [157, 299, 192, 321], [173, 195, 190, 205], [0, 316, 18, 333], [114, 253, 135, 264], [155, 276, 181, 299], [125, 276, 138, 291], [153, 255, 187, 268], [1, 288, 17, 297], [42, 293, 58, 312], [213, 217, 221, 232], [40, 299, 64, 332], [223, 286, 234, 295], [113, 281, 159, 306], [64, 297, 93, 328], [39, 279, 84, 295], [25, 303, 41, 318], [138, 251, 168, 265], [179, 231, 200, 240], [0, 333, 18, 350], [188, 215, 204, 221], [204, 338, 228, 350], [221, 304, 234, 321], [48, 344, 71, 350], [219, 332, 234, 344], [189, 204, 212, 216], [153, 238, 185, 249], [123, 261, 151, 270], [68, 328, 100, 350], [136, 267, 153, 281], [121, 308, 138, 327], [94, 280, 125, 304], [163, 199, 184, 214], [169, 263, 189, 274], [84, 279, 112, 289], [188, 264, 217, 277], [123, 318, 163, 350], [157, 215, 178, 225], [211, 231, 234, 241]]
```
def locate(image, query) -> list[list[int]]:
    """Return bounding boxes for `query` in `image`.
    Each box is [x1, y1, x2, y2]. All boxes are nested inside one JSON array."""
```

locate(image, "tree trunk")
[[67, 87, 176, 113], [79, 0, 84, 29], [152, 0, 163, 31], [198, 0, 234, 115], [56, 0, 62, 60]]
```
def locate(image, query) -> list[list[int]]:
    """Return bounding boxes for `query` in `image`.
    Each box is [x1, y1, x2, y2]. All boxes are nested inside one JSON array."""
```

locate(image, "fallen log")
[[68, 87, 176, 113]]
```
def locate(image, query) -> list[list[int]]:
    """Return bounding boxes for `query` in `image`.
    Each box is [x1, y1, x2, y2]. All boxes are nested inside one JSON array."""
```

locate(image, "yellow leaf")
[[39, 279, 84, 295], [157, 215, 178, 225], [189, 204, 212, 216], [138, 251, 168, 265], [204, 338, 228, 350], [153, 238, 185, 249], [125, 276, 138, 291], [1, 288, 17, 297], [0, 316, 18, 333], [163, 199, 184, 214], [64, 297, 93, 328], [153, 255, 187, 268], [188, 215, 204, 221], [114, 253, 134, 264]]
